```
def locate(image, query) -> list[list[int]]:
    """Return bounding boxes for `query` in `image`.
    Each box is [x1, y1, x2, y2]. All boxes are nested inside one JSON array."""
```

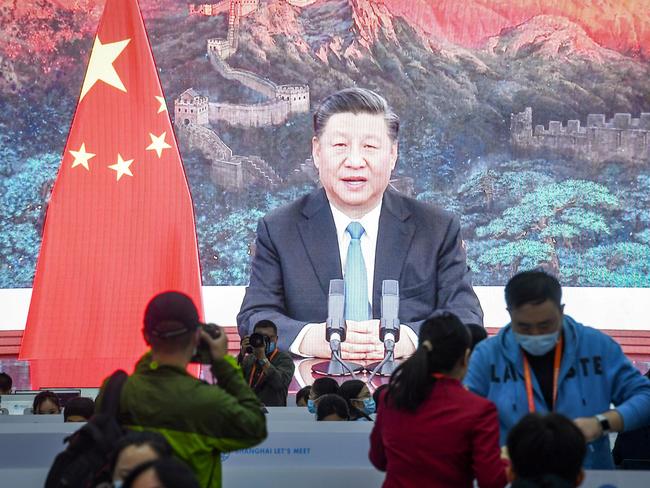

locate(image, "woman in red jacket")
[[369, 313, 508, 488]]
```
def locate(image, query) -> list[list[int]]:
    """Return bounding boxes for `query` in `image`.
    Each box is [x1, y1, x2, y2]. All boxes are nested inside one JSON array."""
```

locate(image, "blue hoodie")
[[465, 316, 650, 469]]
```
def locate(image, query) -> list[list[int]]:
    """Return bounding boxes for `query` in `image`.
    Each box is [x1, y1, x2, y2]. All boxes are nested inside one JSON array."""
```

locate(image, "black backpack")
[[45, 369, 128, 488]]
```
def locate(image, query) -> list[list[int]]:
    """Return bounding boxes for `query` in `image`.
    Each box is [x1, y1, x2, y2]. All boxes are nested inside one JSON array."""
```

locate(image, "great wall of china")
[[511, 107, 650, 164], [175, 1, 312, 191]]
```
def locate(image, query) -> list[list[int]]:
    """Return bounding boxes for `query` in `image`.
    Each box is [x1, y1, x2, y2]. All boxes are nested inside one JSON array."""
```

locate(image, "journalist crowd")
[[1, 271, 649, 487]]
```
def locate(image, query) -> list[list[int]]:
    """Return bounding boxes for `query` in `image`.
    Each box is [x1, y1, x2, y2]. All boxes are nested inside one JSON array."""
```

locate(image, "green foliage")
[[0, 153, 60, 287], [477, 240, 554, 269], [561, 243, 650, 287]]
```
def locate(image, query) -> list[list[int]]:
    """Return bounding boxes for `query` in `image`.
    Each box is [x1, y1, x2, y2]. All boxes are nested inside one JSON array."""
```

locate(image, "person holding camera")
[[238, 320, 295, 407], [96, 291, 267, 488]]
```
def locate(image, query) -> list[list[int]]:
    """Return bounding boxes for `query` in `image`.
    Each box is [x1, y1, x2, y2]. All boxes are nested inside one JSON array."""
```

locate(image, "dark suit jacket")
[[237, 188, 483, 350]]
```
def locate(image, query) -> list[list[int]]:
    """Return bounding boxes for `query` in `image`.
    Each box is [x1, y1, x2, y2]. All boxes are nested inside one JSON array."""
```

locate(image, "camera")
[[190, 323, 222, 364], [246, 333, 270, 354]]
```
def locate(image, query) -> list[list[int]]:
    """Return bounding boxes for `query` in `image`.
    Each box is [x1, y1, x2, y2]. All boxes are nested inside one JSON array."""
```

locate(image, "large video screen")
[[2, 0, 649, 290]]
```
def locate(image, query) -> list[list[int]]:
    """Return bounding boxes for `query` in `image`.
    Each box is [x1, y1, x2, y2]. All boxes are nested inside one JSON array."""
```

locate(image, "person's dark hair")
[[63, 396, 95, 421], [109, 431, 172, 477], [505, 271, 562, 311], [316, 394, 350, 421], [507, 413, 586, 485], [253, 319, 278, 336], [0, 372, 12, 393], [372, 384, 388, 411], [296, 385, 311, 406], [122, 457, 199, 488], [33, 390, 61, 414], [338, 380, 372, 421], [313, 87, 399, 141], [311, 377, 339, 398], [467, 323, 488, 351], [387, 313, 470, 411]]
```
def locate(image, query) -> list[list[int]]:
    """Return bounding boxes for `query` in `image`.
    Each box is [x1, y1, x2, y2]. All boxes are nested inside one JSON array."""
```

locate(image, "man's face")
[[313, 112, 397, 218], [508, 300, 564, 336]]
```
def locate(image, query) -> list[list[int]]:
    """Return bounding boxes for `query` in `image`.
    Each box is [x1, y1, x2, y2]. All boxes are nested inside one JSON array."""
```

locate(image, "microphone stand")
[[312, 279, 363, 377], [367, 280, 401, 380]]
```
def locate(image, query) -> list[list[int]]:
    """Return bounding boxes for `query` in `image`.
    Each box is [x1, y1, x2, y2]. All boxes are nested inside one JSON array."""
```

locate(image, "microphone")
[[366, 280, 401, 379], [311, 279, 363, 377], [380, 280, 400, 352], [325, 279, 346, 351]]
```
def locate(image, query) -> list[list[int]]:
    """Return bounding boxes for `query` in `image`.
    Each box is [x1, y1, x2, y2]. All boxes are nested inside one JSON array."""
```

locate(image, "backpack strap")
[[99, 369, 128, 416]]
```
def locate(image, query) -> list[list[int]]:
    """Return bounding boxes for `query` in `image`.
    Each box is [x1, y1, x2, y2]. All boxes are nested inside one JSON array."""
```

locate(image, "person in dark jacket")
[[369, 313, 507, 488], [239, 319, 295, 406], [507, 413, 586, 487]]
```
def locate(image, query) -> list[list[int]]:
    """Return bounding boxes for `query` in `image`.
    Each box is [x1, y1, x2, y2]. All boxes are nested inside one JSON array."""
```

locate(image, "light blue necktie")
[[344, 222, 370, 321]]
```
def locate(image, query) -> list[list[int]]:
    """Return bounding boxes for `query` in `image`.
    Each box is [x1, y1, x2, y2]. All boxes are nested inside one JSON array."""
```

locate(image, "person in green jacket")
[[97, 291, 267, 488]]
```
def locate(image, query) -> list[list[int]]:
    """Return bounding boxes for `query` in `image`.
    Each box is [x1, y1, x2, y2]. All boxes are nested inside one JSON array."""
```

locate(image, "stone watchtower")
[[174, 88, 209, 126], [275, 84, 310, 113], [510, 107, 533, 145]]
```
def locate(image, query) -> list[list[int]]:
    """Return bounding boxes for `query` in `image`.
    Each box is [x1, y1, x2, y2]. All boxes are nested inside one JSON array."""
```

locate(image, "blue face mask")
[[266, 341, 276, 355], [362, 397, 376, 415], [307, 399, 316, 414], [514, 330, 560, 356], [113, 481, 123, 488]]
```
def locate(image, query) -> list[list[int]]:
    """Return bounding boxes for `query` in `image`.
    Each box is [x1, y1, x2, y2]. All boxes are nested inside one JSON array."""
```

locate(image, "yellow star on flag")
[[80, 36, 131, 101], [69, 143, 96, 171], [146, 132, 172, 158], [155, 96, 167, 113], [108, 153, 134, 181]]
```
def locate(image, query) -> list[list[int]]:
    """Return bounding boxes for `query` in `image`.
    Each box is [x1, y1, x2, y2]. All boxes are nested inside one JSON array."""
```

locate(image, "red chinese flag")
[[19, 0, 203, 387]]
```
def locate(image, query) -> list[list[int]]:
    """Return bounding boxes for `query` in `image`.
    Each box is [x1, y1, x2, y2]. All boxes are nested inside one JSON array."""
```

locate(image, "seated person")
[[339, 379, 375, 421], [33, 390, 61, 415], [296, 385, 311, 407], [307, 377, 339, 414], [370, 313, 507, 488], [0, 372, 12, 394], [122, 457, 199, 488], [238, 319, 295, 406], [63, 396, 95, 422], [109, 432, 173, 487], [507, 413, 586, 487], [316, 394, 350, 421]]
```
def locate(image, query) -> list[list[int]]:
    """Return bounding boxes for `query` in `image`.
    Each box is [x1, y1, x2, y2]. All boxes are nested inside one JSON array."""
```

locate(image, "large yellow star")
[[108, 153, 134, 181], [69, 143, 95, 171], [80, 36, 131, 101], [155, 96, 167, 114], [146, 132, 172, 158]]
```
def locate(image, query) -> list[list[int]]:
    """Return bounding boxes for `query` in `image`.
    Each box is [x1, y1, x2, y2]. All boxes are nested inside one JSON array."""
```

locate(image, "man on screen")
[[237, 87, 483, 359]]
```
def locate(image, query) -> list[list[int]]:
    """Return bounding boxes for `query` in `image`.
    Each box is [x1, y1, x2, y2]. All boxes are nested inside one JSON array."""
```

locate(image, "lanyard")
[[248, 349, 278, 388], [522, 335, 563, 413]]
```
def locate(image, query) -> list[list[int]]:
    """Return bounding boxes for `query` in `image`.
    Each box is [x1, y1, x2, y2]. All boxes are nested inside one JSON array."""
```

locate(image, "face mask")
[[266, 341, 276, 355], [362, 397, 376, 415], [113, 481, 123, 488], [307, 399, 316, 414], [514, 330, 560, 356]]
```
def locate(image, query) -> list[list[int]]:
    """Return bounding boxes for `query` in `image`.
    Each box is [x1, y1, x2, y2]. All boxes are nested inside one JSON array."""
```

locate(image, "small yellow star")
[[155, 95, 167, 114], [69, 143, 95, 171], [80, 36, 131, 101], [146, 132, 172, 158], [108, 153, 134, 181]]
